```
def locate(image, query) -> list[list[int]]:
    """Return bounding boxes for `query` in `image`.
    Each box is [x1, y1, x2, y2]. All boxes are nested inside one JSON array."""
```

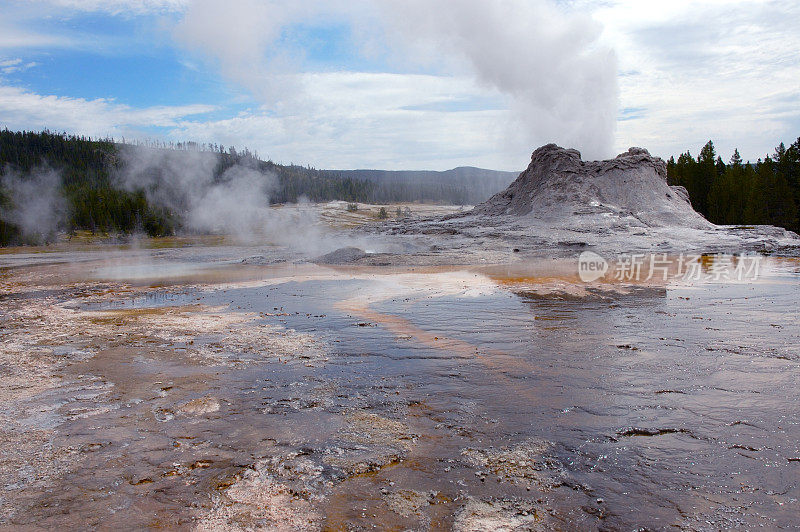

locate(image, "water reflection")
[[2, 255, 799, 529]]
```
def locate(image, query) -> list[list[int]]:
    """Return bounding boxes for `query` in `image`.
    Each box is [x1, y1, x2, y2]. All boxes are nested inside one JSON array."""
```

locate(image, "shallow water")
[[1, 249, 799, 529]]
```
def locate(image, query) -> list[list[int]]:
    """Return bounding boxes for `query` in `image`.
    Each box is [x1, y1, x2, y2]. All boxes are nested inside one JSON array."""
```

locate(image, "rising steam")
[[0, 168, 66, 244], [173, 0, 618, 160], [117, 146, 377, 255], [372, 0, 618, 159], [117, 146, 284, 240]]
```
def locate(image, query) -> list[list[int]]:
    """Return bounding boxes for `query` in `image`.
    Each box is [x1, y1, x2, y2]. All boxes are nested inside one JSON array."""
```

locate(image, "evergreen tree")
[[668, 139, 800, 232], [690, 140, 717, 216], [730, 148, 742, 167]]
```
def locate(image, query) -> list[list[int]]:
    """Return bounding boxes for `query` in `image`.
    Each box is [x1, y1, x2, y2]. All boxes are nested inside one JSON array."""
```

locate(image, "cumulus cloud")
[[172, 72, 511, 170], [3, 0, 798, 168], [594, 0, 800, 160]]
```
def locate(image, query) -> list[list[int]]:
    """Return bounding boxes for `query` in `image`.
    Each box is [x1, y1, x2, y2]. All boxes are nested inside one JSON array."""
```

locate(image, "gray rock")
[[312, 247, 368, 264], [472, 143, 713, 229]]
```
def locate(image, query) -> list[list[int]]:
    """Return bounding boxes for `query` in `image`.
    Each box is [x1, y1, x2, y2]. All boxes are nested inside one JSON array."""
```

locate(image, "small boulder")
[[313, 247, 368, 264]]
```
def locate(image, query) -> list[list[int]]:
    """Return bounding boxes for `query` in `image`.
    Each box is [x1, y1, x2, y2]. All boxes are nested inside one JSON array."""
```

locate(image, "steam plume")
[[117, 146, 377, 255], [173, 0, 618, 160], [0, 168, 66, 244]]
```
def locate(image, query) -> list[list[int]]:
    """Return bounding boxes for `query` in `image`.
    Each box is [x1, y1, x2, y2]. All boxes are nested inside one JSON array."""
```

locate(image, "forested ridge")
[[2, 129, 799, 246], [0, 130, 376, 245], [0, 130, 514, 245], [667, 138, 800, 232]]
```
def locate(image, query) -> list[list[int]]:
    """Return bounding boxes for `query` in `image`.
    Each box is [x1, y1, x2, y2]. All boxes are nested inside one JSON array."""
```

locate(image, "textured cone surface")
[[473, 144, 712, 229]]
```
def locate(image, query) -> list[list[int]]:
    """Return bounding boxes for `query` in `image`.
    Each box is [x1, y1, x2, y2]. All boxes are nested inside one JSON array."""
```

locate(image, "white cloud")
[[0, 75, 523, 170], [0, 23, 75, 50], [0, 1, 185, 52], [171, 72, 519, 170], [1, 0, 798, 169], [0, 58, 38, 74], [39, 0, 187, 15], [0, 85, 215, 139], [172, 0, 305, 105], [593, 0, 800, 160], [0, 59, 22, 69]]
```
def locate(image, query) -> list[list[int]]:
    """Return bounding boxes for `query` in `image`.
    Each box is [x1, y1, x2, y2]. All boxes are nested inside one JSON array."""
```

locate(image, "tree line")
[[667, 137, 800, 232], [0, 129, 512, 246], [3, 129, 799, 246], [0, 129, 376, 245]]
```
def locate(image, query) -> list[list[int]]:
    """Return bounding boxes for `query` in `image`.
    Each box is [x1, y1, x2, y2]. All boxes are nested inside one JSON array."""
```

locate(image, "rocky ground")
[[2, 147, 800, 529], [360, 145, 800, 266]]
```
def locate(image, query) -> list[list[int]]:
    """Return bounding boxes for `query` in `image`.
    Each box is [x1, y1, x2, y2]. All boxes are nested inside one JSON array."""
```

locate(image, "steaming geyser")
[[385, 144, 800, 260], [473, 144, 712, 229]]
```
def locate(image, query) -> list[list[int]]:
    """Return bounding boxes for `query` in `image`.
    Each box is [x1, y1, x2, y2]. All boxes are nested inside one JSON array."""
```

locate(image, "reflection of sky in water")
[[72, 258, 800, 528]]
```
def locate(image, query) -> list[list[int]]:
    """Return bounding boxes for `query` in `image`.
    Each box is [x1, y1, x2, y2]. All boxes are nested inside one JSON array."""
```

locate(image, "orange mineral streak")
[[334, 271, 563, 400]]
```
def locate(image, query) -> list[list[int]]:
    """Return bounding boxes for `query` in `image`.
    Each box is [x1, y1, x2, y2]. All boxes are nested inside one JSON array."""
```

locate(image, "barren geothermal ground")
[[3, 148, 800, 530]]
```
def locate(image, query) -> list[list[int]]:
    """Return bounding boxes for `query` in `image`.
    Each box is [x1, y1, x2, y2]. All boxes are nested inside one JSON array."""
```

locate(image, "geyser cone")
[[473, 144, 713, 229]]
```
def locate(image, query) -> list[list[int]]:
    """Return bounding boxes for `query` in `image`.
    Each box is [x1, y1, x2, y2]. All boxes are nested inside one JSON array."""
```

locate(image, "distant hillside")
[[323, 167, 516, 205], [0, 129, 517, 245]]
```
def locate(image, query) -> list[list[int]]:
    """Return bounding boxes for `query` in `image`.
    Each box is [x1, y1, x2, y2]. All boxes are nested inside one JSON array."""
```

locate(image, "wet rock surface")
[[1, 232, 800, 529], [461, 438, 566, 491], [453, 497, 546, 531]]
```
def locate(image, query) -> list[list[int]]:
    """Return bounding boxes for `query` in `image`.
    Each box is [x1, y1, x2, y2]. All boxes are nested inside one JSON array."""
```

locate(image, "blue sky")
[[1, 0, 798, 170], [1, 4, 250, 128]]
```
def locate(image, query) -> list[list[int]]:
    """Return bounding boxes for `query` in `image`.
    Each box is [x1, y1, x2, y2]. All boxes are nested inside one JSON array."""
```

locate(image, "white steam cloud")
[[173, 0, 618, 160], [186, 165, 276, 235], [173, 0, 303, 104], [118, 147, 279, 240], [117, 146, 380, 256], [373, 0, 618, 159], [0, 168, 66, 243]]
